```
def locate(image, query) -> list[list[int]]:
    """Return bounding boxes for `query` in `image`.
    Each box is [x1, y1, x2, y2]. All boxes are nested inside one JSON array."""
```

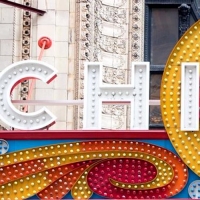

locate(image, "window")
[[150, 7, 178, 65]]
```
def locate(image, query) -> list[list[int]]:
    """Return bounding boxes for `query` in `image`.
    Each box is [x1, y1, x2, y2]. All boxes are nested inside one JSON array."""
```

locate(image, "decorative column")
[[75, 0, 145, 129]]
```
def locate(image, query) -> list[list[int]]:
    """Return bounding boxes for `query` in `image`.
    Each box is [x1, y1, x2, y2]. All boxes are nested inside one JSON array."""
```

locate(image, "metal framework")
[[0, 0, 46, 15]]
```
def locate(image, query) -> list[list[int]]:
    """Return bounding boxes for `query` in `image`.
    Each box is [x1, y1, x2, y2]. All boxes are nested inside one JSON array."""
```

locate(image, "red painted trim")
[[0, 130, 168, 140]]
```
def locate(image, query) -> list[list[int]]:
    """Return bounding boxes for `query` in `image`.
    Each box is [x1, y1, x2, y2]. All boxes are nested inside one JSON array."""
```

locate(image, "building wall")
[[0, 0, 77, 130], [0, 1, 22, 129], [0, 4, 15, 70], [31, 0, 76, 130]]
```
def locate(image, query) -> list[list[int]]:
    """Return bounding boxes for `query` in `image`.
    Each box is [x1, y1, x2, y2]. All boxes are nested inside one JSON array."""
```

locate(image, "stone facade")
[[30, 0, 76, 130], [0, 1, 22, 129], [75, 0, 144, 129]]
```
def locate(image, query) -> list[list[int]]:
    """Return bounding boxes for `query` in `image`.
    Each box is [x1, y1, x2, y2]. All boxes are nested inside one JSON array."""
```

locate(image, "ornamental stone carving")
[[20, 0, 32, 112], [75, 0, 144, 129], [178, 3, 191, 37]]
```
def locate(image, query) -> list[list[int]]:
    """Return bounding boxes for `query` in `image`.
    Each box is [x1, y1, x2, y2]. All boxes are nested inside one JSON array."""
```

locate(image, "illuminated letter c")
[[0, 60, 57, 130]]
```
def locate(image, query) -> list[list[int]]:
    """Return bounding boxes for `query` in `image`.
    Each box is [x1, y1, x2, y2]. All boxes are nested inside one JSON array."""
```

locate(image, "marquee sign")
[[161, 20, 200, 176], [0, 59, 199, 132]]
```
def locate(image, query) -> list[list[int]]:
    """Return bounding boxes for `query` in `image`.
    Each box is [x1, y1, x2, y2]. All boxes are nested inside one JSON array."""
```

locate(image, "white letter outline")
[[0, 60, 57, 130], [83, 62, 150, 130]]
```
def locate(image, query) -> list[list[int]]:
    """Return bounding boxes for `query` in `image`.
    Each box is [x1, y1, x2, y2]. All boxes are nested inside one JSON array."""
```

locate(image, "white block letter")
[[0, 60, 57, 130], [83, 62, 150, 130], [181, 62, 199, 131]]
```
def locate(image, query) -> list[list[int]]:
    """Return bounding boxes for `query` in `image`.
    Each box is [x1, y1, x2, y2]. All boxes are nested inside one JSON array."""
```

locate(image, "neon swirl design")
[[0, 141, 188, 199]]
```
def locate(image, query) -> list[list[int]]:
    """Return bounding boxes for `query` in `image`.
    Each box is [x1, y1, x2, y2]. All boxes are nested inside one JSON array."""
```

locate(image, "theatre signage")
[[0, 59, 198, 132]]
